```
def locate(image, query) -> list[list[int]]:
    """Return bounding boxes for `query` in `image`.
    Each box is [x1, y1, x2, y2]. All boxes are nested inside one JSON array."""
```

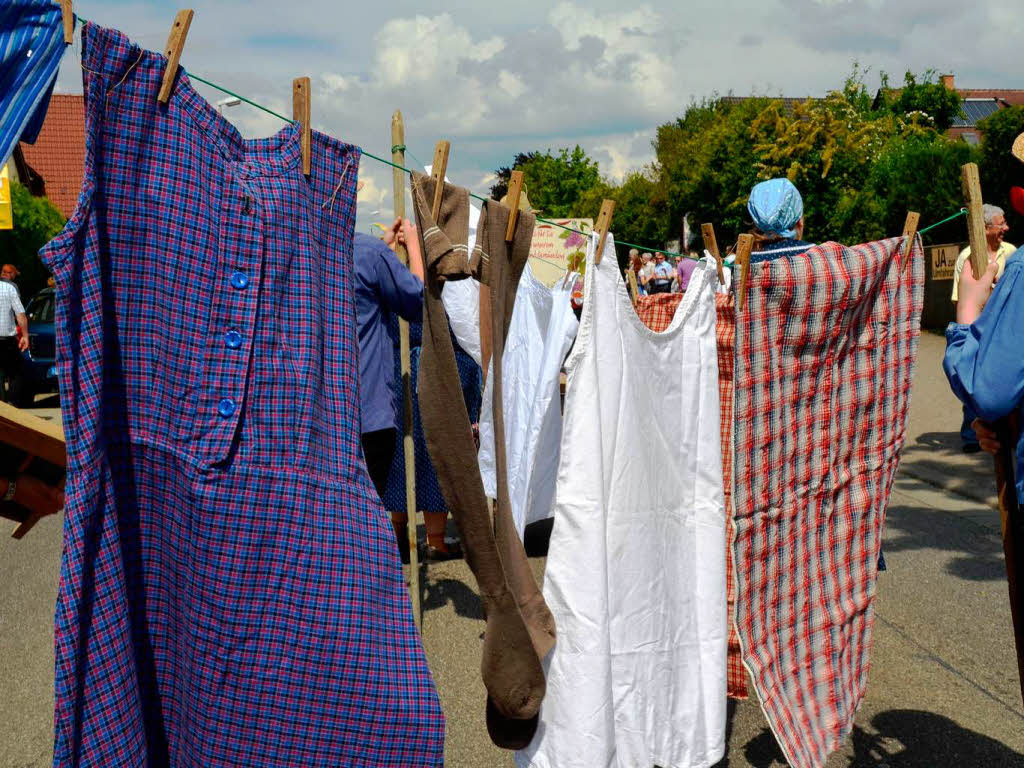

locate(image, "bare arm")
[[16, 312, 28, 352]]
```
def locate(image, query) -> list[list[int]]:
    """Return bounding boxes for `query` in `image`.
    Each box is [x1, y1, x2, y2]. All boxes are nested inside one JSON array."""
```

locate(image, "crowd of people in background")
[[629, 249, 702, 295]]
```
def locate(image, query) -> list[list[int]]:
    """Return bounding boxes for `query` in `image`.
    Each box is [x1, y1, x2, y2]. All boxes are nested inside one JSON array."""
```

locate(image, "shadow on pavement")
[[883, 504, 1005, 582], [422, 577, 485, 620], [900, 430, 997, 503], [715, 710, 1023, 767], [849, 709, 1024, 766]]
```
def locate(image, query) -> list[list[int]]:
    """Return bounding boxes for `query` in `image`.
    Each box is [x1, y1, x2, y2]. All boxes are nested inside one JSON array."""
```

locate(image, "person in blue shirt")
[[943, 247, 1024, 501], [355, 219, 424, 528], [747, 178, 815, 264], [649, 252, 675, 294]]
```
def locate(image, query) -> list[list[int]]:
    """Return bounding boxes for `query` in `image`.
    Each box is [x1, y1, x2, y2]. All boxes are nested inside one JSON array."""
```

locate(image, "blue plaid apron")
[[41, 22, 443, 767]]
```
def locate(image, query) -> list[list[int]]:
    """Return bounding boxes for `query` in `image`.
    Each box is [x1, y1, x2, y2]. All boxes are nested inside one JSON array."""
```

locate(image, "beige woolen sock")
[[411, 174, 549, 746]]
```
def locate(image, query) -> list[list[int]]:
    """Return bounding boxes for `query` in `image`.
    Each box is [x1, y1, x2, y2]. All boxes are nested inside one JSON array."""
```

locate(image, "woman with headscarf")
[[746, 177, 815, 264]]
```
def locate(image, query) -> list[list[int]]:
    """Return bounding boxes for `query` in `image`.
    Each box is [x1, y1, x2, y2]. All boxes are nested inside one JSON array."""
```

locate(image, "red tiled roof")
[[18, 94, 85, 219], [957, 89, 1024, 106]]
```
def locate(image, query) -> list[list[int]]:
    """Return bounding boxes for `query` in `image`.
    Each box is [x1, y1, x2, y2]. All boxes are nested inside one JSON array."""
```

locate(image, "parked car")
[[21, 287, 58, 401]]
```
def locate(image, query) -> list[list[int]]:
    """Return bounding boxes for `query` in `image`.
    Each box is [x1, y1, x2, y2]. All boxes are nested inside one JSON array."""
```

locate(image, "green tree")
[[489, 152, 540, 200], [977, 105, 1024, 242], [880, 70, 965, 132], [0, 181, 64, 298], [494, 146, 603, 218]]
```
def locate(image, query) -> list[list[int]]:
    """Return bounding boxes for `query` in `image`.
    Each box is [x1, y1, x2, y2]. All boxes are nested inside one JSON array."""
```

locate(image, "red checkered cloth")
[[733, 238, 923, 768], [715, 293, 749, 700], [634, 292, 682, 333], [634, 291, 749, 700]]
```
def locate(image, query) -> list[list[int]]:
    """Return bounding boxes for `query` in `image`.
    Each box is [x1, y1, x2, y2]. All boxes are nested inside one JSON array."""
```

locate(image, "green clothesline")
[[75, 24, 968, 261]]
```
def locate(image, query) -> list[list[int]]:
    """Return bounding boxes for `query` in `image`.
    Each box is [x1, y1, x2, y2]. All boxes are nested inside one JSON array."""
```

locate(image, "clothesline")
[[81, 35, 968, 262]]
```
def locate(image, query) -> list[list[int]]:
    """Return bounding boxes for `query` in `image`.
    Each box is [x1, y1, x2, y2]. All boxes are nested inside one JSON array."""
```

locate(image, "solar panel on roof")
[[953, 99, 1002, 127]]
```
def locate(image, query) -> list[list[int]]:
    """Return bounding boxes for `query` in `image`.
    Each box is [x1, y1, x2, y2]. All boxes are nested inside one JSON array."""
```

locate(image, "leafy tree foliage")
[[977, 106, 1024, 237], [0, 181, 63, 298], [879, 70, 965, 132], [489, 68, 1021, 256]]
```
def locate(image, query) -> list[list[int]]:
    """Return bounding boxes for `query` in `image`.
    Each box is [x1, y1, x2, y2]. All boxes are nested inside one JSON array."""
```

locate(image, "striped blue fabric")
[[0, 0, 66, 164]]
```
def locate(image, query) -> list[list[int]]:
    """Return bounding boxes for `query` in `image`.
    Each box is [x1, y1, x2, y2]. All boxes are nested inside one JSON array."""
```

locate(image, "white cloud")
[[50, 0, 1024, 231]]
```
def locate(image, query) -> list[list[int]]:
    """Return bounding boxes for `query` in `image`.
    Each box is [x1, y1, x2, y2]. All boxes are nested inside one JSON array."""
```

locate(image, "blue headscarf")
[[748, 178, 804, 238]]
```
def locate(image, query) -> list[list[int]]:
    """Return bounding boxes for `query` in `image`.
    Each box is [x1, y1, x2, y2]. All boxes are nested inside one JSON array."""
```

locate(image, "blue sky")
[[55, 0, 1024, 230]]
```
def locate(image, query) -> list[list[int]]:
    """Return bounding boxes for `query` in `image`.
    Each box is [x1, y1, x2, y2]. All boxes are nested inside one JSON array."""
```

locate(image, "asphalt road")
[[3, 332, 1023, 766]]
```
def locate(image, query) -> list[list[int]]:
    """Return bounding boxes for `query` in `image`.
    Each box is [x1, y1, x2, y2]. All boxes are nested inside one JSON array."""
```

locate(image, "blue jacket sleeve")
[[943, 255, 1024, 421], [373, 243, 423, 324]]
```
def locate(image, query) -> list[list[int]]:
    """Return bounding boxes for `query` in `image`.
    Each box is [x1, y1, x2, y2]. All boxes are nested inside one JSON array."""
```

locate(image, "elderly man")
[[951, 204, 1016, 303], [950, 203, 1017, 452], [747, 178, 815, 264]]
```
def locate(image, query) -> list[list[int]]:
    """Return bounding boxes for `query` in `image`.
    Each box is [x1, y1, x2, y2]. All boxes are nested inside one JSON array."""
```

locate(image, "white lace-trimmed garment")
[[516, 233, 727, 768], [478, 262, 579, 538]]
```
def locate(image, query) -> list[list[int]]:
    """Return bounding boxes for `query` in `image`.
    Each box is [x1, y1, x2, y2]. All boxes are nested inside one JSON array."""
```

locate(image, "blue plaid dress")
[[41, 23, 443, 767]]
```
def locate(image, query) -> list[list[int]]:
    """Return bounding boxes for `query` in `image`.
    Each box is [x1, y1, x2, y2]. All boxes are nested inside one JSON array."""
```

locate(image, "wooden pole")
[[626, 269, 639, 305], [993, 417, 1024, 706], [701, 223, 727, 285], [391, 111, 420, 626], [961, 163, 988, 280]]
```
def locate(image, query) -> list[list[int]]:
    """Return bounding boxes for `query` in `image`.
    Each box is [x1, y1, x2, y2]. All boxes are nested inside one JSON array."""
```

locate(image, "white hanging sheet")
[[478, 262, 579, 538], [516, 233, 727, 768]]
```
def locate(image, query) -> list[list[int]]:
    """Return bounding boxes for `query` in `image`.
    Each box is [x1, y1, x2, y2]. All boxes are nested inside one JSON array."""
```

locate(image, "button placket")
[[200, 175, 264, 461]]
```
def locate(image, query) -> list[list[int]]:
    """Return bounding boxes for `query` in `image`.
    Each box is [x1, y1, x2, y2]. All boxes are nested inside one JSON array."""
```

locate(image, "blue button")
[[217, 398, 236, 418], [225, 330, 243, 349], [230, 271, 249, 290]]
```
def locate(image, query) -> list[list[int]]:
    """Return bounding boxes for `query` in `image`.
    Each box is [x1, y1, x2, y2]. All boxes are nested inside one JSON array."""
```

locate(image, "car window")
[[27, 293, 54, 323]]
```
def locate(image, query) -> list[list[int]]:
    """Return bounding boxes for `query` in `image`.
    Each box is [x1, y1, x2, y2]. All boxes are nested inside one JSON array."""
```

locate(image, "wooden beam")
[[901, 211, 920, 273], [430, 141, 450, 220], [158, 9, 194, 104], [735, 233, 753, 312], [961, 163, 988, 280], [293, 77, 311, 176], [60, 0, 74, 44], [701, 222, 726, 285], [0, 402, 65, 468], [593, 199, 616, 265], [391, 110, 421, 624], [504, 170, 525, 241]]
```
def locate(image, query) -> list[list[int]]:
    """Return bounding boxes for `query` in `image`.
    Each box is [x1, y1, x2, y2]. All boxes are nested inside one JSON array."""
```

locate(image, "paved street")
[[3, 331, 1023, 767]]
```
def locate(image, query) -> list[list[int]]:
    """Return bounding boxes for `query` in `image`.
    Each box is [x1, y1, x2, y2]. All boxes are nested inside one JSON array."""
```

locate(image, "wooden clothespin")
[[60, 1, 74, 44], [593, 199, 616, 265], [735, 233, 753, 312], [701, 223, 726, 285], [961, 163, 988, 280], [901, 211, 920, 273], [504, 170, 525, 241], [626, 269, 639, 305], [158, 10, 194, 105], [430, 140, 451, 220], [293, 77, 311, 175]]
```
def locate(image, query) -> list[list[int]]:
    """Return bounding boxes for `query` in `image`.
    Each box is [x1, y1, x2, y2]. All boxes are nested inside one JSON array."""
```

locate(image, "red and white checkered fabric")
[[635, 291, 749, 700], [733, 238, 923, 768], [634, 293, 681, 333]]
